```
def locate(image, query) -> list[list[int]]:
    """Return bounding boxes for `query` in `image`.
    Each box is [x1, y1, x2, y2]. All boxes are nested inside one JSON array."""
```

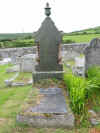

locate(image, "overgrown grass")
[[64, 70, 89, 115], [86, 66, 100, 100], [64, 66, 100, 127]]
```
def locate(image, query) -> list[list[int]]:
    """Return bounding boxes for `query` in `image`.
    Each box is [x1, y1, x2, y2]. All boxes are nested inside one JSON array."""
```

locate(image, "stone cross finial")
[[45, 3, 51, 17]]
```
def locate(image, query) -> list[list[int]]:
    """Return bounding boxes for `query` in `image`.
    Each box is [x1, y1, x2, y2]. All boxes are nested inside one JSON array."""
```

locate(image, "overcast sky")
[[0, 0, 100, 33]]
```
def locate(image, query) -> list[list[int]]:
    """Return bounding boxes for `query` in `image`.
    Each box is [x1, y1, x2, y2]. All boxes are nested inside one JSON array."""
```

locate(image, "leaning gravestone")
[[17, 3, 74, 128], [84, 38, 100, 71]]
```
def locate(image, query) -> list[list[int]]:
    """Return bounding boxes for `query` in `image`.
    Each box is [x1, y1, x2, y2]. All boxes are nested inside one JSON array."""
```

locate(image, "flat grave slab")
[[27, 88, 67, 114]]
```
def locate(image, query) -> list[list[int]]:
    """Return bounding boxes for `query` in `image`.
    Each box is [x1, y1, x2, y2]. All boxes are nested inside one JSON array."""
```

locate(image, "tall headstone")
[[84, 38, 100, 71], [33, 3, 63, 82], [17, 3, 74, 128]]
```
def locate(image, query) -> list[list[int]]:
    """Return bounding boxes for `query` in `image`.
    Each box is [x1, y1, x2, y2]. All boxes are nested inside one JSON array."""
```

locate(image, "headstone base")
[[32, 71, 64, 83], [17, 113, 74, 128]]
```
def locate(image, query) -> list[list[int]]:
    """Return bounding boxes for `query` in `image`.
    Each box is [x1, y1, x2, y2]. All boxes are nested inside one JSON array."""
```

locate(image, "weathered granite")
[[84, 38, 100, 71]]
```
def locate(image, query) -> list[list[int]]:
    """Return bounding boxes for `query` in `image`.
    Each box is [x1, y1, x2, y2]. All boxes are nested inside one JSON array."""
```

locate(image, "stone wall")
[[0, 43, 88, 58], [63, 43, 88, 53], [0, 47, 37, 58]]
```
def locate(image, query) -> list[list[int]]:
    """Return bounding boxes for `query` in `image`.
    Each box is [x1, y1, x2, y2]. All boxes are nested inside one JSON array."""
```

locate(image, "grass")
[[0, 64, 100, 132], [14, 72, 32, 83], [0, 64, 15, 88], [63, 34, 100, 43]]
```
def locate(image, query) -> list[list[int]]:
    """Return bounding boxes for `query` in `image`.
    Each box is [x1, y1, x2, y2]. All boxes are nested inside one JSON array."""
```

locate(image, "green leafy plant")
[[86, 66, 100, 96], [64, 71, 88, 115], [64, 66, 100, 117]]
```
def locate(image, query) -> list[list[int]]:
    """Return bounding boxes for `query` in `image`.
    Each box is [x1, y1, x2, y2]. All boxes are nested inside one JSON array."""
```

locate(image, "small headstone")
[[84, 38, 100, 71], [72, 57, 85, 77], [17, 54, 36, 72]]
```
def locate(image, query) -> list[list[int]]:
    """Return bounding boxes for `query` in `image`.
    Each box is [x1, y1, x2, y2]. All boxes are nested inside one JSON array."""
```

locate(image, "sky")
[[0, 0, 100, 33]]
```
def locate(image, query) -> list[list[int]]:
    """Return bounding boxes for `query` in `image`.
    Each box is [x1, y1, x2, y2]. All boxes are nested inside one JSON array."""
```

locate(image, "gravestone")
[[33, 3, 63, 82], [84, 38, 100, 71], [72, 56, 85, 77], [17, 3, 74, 128], [16, 54, 36, 72]]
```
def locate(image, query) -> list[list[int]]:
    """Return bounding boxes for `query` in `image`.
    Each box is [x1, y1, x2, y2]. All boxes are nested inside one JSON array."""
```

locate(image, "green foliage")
[[64, 71, 88, 115], [62, 39, 75, 44], [86, 66, 100, 96], [0, 33, 33, 41], [63, 34, 100, 43], [0, 33, 34, 48], [87, 66, 100, 79], [0, 39, 34, 48], [64, 65, 100, 117]]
